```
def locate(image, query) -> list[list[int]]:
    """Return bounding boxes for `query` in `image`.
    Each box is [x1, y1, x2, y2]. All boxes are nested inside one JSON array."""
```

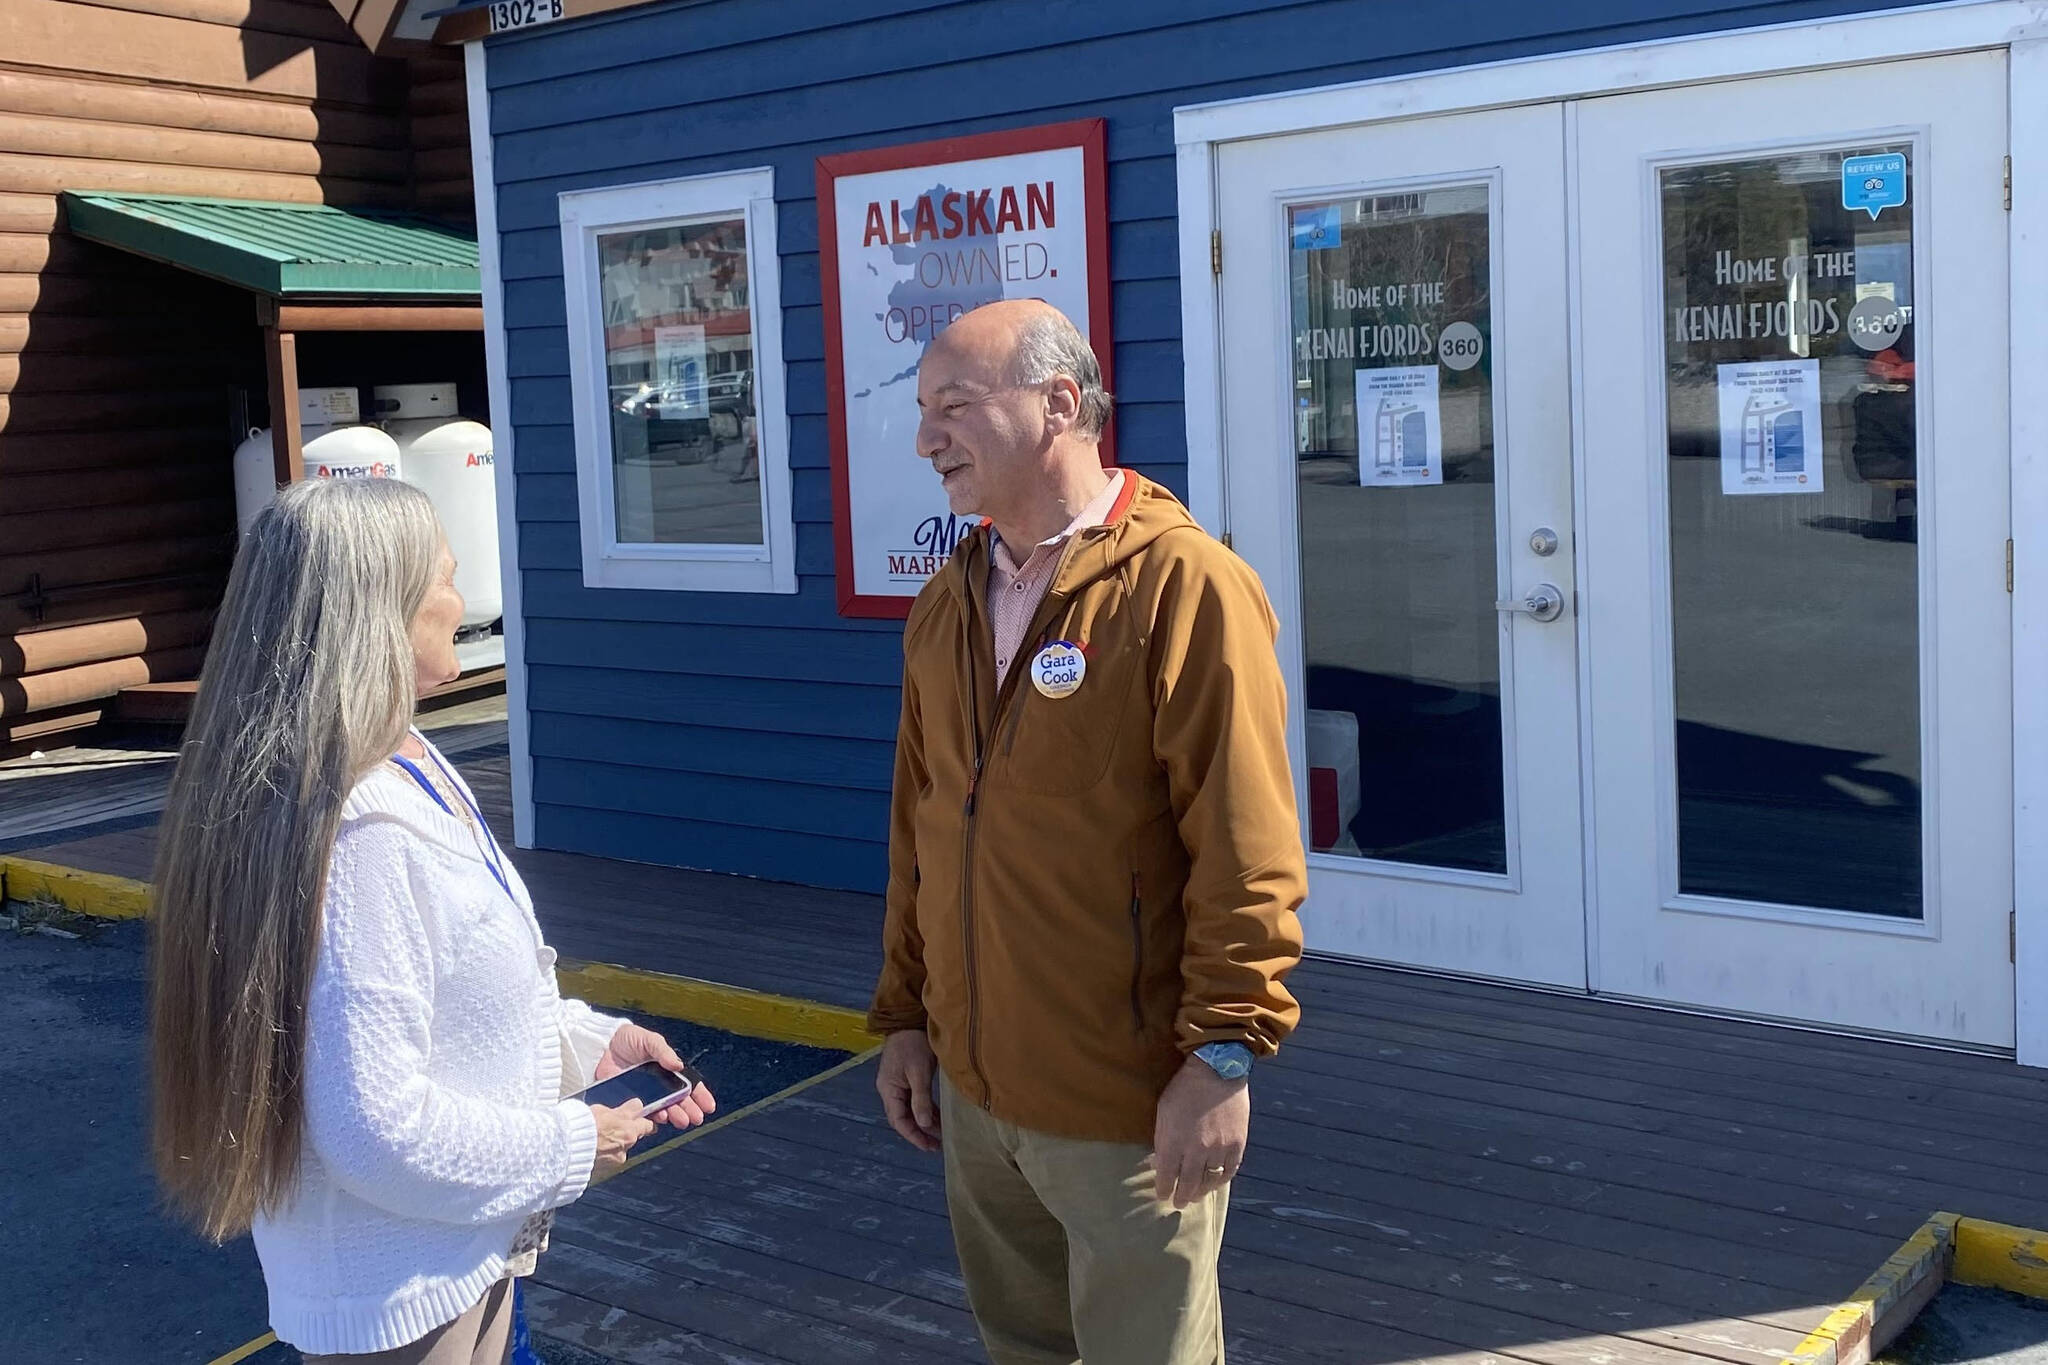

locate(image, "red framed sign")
[[817, 118, 1113, 618]]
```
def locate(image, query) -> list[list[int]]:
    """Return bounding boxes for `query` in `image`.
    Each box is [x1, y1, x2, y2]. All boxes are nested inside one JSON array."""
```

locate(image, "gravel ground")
[[1880, 1284, 2048, 1365]]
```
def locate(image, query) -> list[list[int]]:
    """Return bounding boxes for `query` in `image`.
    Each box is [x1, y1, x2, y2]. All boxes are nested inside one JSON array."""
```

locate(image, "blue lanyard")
[[390, 742, 514, 903]]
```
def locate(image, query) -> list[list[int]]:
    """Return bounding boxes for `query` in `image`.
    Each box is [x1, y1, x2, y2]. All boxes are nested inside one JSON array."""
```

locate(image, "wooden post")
[[263, 324, 303, 486]]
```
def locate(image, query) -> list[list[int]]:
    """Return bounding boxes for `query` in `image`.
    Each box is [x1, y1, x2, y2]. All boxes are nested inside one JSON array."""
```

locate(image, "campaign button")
[[1031, 641, 1086, 699]]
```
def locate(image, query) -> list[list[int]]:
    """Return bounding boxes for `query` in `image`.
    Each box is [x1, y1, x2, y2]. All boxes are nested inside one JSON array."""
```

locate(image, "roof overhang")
[[61, 192, 482, 302]]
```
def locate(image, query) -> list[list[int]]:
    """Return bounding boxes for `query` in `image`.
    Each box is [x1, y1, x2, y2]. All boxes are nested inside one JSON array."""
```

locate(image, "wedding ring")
[[1204, 1164, 1228, 1175]]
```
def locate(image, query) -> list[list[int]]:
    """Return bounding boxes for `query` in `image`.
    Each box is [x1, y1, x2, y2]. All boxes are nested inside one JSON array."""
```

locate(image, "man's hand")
[[596, 1022, 717, 1128], [877, 1029, 942, 1152], [1151, 1055, 1250, 1207]]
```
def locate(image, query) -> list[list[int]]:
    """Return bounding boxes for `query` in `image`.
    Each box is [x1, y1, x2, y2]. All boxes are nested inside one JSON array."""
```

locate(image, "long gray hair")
[[151, 476, 442, 1241]]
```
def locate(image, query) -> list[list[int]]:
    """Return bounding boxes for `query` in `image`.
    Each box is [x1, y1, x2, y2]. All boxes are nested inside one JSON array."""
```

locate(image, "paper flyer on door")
[[1356, 366, 1442, 487], [1718, 359, 1822, 496]]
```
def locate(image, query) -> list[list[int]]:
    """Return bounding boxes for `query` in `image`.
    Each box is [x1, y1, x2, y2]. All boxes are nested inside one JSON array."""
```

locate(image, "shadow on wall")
[[236, 0, 472, 215], [0, 241, 256, 741]]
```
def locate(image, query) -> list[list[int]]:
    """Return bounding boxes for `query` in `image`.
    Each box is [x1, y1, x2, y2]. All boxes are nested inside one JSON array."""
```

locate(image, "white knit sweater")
[[251, 742, 620, 1356]]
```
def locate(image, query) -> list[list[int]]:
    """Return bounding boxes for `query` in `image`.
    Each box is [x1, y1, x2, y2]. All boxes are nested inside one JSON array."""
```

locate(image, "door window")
[[1287, 184, 1506, 873], [1658, 146, 1921, 916]]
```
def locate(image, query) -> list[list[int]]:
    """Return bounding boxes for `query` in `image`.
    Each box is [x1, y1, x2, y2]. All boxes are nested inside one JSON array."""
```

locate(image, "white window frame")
[[558, 167, 796, 593]]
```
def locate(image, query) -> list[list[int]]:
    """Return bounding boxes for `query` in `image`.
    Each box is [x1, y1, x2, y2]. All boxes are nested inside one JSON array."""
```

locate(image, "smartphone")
[[578, 1058, 707, 1119]]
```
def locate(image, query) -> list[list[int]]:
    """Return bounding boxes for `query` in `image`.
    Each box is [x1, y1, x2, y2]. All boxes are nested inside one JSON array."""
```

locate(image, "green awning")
[[59, 193, 480, 299]]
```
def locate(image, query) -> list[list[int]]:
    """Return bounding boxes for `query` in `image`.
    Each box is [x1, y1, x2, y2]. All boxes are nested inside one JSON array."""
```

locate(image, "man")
[[869, 299, 1307, 1365]]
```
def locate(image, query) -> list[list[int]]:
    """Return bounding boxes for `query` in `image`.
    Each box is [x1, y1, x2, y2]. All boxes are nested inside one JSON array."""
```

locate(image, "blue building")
[[447, 0, 2048, 1066]]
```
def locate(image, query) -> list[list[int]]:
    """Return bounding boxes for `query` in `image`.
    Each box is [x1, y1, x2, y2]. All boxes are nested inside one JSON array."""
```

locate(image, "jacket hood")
[[944, 471, 1203, 603]]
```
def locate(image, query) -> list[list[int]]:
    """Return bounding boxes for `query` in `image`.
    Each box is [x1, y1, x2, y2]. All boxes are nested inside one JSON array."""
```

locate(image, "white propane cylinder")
[[232, 388, 404, 537], [374, 383, 501, 628]]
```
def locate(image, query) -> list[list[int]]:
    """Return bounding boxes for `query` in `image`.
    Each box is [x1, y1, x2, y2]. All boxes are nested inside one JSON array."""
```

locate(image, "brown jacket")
[[868, 474, 1307, 1144]]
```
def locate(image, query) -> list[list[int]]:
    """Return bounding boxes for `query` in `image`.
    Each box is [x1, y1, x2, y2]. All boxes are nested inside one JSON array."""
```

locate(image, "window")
[[1286, 182, 1505, 873], [1657, 146, 1921, 916], [559, 167, 795, 592]]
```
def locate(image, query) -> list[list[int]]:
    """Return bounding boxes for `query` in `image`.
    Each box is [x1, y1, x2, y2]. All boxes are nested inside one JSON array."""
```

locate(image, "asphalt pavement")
[[0, 912, 846, 1365]]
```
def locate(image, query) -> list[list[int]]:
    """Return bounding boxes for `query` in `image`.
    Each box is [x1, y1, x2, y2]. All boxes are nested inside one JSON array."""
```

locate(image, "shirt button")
[[1013, 582, 1025, 591]]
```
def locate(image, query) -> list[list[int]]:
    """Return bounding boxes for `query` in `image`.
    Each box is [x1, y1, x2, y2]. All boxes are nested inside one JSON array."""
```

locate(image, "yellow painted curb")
[[202, 1329, 275, 1365], [610, 1044, 881, 1179], [1954, 1216, 2048, 1300], [1780, 1212, 1957, 1365], [557, 957, 876, 1054], [0, 856, 875, 1053], [0, 856, 150, 920]]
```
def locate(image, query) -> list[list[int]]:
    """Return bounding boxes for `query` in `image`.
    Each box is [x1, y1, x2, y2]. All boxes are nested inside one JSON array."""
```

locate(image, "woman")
[[151, 477, 714, 1363]]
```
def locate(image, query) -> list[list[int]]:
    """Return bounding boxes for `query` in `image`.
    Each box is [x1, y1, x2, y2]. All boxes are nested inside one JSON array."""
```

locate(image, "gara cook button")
[[1031, 641, 1086, 699]]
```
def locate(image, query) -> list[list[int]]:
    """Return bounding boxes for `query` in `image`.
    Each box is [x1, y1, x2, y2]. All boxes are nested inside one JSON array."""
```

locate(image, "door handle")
[[1495, 583, 1566, 623]]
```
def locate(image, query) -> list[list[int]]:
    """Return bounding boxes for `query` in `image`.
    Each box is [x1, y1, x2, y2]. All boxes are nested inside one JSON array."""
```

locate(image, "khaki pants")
[[940, 1074, 1229, 1365], [302, 1279, 514, 1365]]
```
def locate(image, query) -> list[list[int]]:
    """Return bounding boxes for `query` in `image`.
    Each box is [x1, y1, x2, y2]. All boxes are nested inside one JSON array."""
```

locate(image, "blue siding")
[[486, 0, 1919, 893]]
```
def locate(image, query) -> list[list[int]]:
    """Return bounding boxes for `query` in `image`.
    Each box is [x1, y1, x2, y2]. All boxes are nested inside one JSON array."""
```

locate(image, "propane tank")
[[374, 383, 501, 629], [232, 388, 403, 537]]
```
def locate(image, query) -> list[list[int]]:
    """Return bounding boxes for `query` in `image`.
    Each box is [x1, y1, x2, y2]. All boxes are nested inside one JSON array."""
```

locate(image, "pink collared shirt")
[[987, 470, 1127, 688]]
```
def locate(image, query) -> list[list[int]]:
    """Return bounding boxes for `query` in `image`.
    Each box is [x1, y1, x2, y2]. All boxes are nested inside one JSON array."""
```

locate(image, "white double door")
[[1217, 53, 2013, 1046]]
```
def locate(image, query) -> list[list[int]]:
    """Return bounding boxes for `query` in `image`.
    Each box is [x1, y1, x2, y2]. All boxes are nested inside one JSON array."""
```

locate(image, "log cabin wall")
[[0, 0, 472, 746]]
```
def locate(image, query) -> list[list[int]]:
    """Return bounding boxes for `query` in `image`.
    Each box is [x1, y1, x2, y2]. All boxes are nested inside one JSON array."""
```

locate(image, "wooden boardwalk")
[[16, 737, 2048, 1364], [0, 696, 512, 856]]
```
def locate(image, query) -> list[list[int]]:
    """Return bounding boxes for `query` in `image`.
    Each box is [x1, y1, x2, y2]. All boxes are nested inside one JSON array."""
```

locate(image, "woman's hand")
[[588, 1100, 655, 1178], [595, 1022, 719, 1130]]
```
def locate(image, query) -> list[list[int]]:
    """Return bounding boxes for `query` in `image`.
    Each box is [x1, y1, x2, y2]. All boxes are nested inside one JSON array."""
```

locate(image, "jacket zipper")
[[961, 609, 990, 1109], [963, 634, 1033, 1110], [962, 760, 988, 1107], [957, 536, 1089, 1111], [1128, 872, 1145, 1033]]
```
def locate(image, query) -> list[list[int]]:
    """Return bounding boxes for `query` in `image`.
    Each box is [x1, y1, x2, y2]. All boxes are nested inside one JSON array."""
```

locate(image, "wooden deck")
[[519, 956, 2048, 1365], [0, 696, 514, 858], [14, 734, 2048, 1364]]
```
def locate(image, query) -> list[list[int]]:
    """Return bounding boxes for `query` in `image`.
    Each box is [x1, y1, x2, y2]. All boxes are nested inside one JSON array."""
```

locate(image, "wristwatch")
[[1194, 1041, 1254, 1081]]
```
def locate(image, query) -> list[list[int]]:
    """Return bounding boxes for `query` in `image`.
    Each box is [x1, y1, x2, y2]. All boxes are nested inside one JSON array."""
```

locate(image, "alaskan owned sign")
[[816, 120, 1112, 617]]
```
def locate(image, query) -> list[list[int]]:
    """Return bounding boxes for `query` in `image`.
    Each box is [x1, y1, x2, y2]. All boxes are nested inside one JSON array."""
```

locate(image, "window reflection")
[[1659, 147, 1921, 917], [599, 217, 762, 545], [1288, 185, 1506, 874]]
